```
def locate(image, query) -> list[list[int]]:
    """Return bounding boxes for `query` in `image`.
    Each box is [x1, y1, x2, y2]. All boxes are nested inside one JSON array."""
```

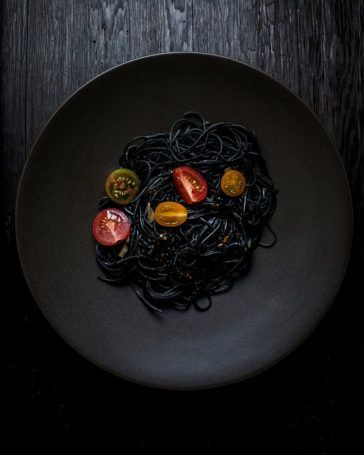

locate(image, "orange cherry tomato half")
[[155, 201, 188, 227], [172, 166, 208, 204], [221, 169, 246, 197], [105, 168, 140, 205], [93, 208, 131, 246]]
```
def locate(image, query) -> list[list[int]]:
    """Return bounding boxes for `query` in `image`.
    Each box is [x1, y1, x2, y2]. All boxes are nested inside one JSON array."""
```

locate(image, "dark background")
[[1, 1, 363, 453]]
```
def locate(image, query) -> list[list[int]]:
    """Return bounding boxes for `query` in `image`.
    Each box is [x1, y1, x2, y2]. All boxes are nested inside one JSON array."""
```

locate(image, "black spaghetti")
[[95, 112, 277, 312]]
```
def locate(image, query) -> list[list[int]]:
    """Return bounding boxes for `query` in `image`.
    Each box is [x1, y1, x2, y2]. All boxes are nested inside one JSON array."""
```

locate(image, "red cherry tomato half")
[[92, 208, 131, 247], [172, 166, 208, 204]]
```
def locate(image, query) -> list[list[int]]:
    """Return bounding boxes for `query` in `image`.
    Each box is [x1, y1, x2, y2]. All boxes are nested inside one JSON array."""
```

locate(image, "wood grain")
[[1, 1, 364, 451], [25, 0, 193, 148], [26, 1, 131, 148], [295, 1, 363, 177], [0, 0, 28, 244], [129, 0, 193, 56], [19, 0, 364, 184]]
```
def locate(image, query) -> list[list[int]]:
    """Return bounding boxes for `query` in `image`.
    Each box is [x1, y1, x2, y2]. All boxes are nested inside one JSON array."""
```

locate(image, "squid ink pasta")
[[94, 112, 277, 312]]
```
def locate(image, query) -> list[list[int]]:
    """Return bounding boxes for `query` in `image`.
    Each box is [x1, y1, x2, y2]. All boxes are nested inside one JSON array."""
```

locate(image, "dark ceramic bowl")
[[16, 53, 352, 389]]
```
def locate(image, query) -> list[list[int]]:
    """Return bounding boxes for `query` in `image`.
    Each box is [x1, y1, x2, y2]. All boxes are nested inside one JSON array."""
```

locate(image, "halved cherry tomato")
[[105, 168, 139, 205], [155, 201, 187, 227], [93, 208, 131, 246], [221, 169, 246, 197], [172, 166, 208, 204]]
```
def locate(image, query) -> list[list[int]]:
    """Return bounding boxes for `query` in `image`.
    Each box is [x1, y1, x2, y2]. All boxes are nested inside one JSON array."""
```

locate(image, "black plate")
[[16, 53, 352, 389]]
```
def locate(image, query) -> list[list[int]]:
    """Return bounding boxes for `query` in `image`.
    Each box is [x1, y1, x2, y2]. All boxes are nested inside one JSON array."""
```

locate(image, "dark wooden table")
[[2, 1, 363, 453]]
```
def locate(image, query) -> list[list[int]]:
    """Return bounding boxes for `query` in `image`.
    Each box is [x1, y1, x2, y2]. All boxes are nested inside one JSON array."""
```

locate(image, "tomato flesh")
[[172, 166, 208, 204], [105, 168, 140, 205], [221, 169, 246, 197], [93, 208, 131, 246], [155, 201, 188, 227]]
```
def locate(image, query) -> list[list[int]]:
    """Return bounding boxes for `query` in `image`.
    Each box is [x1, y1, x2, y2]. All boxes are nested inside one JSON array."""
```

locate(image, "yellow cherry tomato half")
[[221, 169, 246, 197], [155, 201, 188, 227], [105, 168, 140, 205]]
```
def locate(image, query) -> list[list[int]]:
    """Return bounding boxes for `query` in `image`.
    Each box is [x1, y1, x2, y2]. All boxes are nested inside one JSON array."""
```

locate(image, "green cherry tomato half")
[[105, 168, 140, 205]]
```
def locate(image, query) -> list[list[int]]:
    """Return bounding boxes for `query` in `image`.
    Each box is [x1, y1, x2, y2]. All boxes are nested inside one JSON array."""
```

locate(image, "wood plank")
[[294, 1, 363, 280], [26, 0, 130, 149], [26, 0, 193, 151], [1, 2, 31, 439], [0, 0, 28, 241], [296, 1, 363, 176], [163, 0, 193, 52], [192, 0, 302, 92], [128, 0, 193, 56]]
